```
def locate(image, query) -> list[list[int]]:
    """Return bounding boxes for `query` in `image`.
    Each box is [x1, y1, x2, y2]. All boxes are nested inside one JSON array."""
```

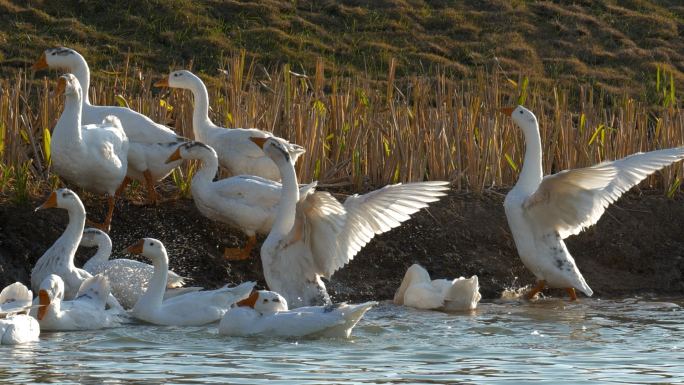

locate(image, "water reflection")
[[0, 297, 682, 383]]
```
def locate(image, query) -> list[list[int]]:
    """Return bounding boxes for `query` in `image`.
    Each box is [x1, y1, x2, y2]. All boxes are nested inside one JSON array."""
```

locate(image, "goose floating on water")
[[0, 282, 40, 345], [219, 290, 376, 338], [393, 264, 481, 311]]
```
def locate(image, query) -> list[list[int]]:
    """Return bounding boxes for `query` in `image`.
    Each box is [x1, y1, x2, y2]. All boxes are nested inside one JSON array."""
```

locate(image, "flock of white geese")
[[2, 47, 683, 345]]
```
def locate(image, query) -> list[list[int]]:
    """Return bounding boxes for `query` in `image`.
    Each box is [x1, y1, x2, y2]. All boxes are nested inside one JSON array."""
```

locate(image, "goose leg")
[[222, 235, 257, 261], [566, 288, 578, 301], [115, 177, 132, 196], [87, 196, 115, 233], [524, 280, 546, 299], [132, 169, 159, 206]]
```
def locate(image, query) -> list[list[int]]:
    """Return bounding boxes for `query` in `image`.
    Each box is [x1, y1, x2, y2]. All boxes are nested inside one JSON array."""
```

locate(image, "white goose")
[[80, 228, 201, 309], [50, 74, 128, 231], [393, 264, 481, 311], [154, 70, 305, 181], [31, 47, 185, 205], [30, 274, 124, 331], [123, 238, 255, 326], [250, 136, 450, 308], [32, 189, 123, 310], [0, 283, 40, 345], [499, 105, 684, 300], [165, 141, 314, 260], [219, 290, 376, 338]]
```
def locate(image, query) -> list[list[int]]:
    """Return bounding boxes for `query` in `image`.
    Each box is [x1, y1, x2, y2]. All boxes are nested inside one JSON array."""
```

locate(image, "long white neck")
[[267, 156, 299, 241], [61, 203, 86, 269], [55, 89, 83, 142], [515, 121, 544, 193], [136, 251, 169, 309], [69, 58, 91, 106], [187, 78, 215, 139], [393, 265, 430, 304], [87, 238, 112, 266], [192, 149, 220, 185]]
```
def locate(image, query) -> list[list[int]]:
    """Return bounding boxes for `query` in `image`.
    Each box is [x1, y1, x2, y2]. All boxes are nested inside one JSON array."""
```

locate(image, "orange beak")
[[232, 292, 259, 308], [123, 239, 145, 254], [497, 106, 517, 117], [54, 77, 67, 97], [36, 192, 58, 211], [165, 147, 182, 164], [30, 53, 49, 71], [249, 137, 268, 149], [154, 76, 170, 87], [37, 289, 51, 320]]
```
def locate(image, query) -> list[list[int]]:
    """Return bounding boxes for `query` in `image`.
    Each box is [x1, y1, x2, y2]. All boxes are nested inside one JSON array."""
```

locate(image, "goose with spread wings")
[[498, 105, 684, 300], [250, 136, 450, 308]]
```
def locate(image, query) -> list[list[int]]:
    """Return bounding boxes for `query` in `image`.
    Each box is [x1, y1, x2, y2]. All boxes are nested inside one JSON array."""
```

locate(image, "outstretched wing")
[[525, 147, 684, 238], [304, 181, 449, 279]]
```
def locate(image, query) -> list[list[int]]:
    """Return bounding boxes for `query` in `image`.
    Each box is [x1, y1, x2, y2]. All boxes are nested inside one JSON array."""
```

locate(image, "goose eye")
[[149, 242, 154, 246], [62, 192, 68, 198], [51, 52, 56, 56], [263, 299, 269, 302], [519, 110, 523, 114], [173, 73, 178, 77]]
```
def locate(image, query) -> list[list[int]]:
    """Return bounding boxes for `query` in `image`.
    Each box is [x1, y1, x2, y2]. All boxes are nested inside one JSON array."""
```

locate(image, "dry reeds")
[[1, 52, 683, 201]]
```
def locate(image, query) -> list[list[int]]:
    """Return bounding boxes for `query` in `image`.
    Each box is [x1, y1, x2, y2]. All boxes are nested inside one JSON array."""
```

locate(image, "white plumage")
[[80, 228, 201, 309], [250, 136, 450, 308], [32, 189, 123, 311], [499, 105, 684, 299], [29, 274, 124, 331], [0, 282, 40, 345], [219, 290, 376, 338], [155, 70, 305, 182], [393, 264, 481, 311], [165, 141, 314, 260], [31, 47, 185, 205], [123, 238, 255, 326]]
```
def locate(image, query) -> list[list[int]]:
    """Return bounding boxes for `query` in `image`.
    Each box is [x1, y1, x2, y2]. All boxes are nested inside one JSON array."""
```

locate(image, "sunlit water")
[[2, 298, 682, 383]]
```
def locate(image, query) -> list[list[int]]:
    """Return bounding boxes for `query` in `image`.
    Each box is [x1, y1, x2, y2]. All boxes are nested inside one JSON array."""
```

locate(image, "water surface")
[[2, 297, 682, 383]]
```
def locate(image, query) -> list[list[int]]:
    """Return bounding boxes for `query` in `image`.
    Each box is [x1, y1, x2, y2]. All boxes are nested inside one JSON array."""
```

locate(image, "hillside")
[[1, 0, 684, 105]]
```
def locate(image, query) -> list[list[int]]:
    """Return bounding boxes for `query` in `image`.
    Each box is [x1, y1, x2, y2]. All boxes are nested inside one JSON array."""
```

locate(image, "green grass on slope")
[[1, 0, 683, 106]]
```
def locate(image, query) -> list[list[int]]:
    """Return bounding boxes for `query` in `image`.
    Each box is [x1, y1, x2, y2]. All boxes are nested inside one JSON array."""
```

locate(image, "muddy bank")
[[1, 187, 683, 302]]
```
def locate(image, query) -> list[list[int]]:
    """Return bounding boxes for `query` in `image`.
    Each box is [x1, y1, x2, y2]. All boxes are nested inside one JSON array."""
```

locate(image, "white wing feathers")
[[74, 274, 110, 309], [299, 181, 450, 279], [525, 147, 684, 238]]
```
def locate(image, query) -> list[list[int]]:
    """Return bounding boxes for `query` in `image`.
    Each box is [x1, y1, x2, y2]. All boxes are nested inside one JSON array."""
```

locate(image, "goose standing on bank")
[[498, 105, 684, 300], [165, 141, 314, 260], [0, 283, 40, 345], [49, 74, 128, 231], [393, 264, 481, 311], [123, 238, 255, 326], [31, 47, 185, 205], [155, 70, 305, 181], [32, 189, 123, 311], [250, 136, 450, 308], [219, 290, 376, 338], [30, 274, 124, 331], [80, 228, 201, 309]]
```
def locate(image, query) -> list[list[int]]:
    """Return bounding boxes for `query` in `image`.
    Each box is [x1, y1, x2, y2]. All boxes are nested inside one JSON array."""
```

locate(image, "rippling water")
[[2, 297, 682, 383]]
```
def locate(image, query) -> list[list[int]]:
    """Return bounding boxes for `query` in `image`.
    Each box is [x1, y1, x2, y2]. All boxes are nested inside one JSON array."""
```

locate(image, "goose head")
[[154, 70, 200, 90], [52, 74, 82, 99], [36, 188, 84, 213], [165, 141, 216, 164], [497, 105, 539, 136], [37, 274, 65, 320], [30, 47, 84, 71], [123, 238, 168, 264], [249, 137, 292, 167], [79, 228, 110, 248], [233, 290, 288, 314]]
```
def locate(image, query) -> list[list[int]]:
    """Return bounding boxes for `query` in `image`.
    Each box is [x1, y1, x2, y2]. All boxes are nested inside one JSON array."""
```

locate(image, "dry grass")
[[1, 52, 683, 202]]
